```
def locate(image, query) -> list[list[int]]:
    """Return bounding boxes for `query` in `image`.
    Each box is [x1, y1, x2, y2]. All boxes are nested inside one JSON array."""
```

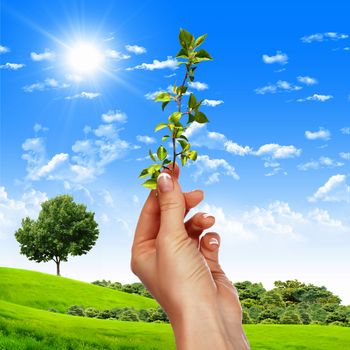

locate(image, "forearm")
[[168, 300, 250, 350]]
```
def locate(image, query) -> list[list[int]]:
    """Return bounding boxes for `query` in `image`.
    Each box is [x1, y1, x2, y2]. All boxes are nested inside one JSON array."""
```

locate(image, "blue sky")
[[1, 0, 349, 303]]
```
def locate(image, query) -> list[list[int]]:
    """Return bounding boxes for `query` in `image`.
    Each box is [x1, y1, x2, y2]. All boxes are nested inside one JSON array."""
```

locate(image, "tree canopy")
[[15, 194, 99, 276]]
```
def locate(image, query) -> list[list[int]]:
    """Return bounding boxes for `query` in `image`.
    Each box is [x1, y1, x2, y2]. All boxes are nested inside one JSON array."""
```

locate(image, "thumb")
[[157, 172, 186, 239]]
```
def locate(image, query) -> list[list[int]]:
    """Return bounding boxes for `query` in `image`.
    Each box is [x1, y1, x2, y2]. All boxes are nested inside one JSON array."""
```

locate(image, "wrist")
[[168, 299, 249, 350]]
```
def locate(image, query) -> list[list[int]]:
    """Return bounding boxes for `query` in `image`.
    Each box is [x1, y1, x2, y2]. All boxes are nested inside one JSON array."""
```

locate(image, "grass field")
[[0, 267, 157, 312], [1, 267, 349, 350]]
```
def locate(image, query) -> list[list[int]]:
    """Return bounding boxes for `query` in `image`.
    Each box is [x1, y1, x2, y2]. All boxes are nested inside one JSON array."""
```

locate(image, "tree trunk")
[[55, 260, 61, 276]]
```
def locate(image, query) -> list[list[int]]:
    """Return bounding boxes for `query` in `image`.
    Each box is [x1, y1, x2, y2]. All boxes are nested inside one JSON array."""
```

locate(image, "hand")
[[131, 165, 250, 350]]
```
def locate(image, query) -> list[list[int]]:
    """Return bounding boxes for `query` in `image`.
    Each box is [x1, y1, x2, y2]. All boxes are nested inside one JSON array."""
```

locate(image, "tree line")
[[91, 279, 350, 326]]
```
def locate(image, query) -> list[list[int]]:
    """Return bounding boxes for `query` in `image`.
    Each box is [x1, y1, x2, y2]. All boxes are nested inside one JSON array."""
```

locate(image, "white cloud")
[[126, 56, 178, 71], [192, 155, 239, 184], [297, 94, 333, 102], [255, 144, 301, 159], [23, 78, 69, 92], [132, 195, 140, 204], [255, 80, 302, 94], [339, 152, 350, 160], [297, 76, 318, 85], [262, 51, 288, 65], [136, 135, 156, 144], [65, 92, 101, 100], [22, 114, 135, 184], [125, 45, 146, 54], [33, 124, 48, 133], [308, 208, 344, 229], [309, 174, 350, 203], [202, 99, 224, 107], [36, 153, 70, 179], [199, 200, 349, 243], [340, 127, 350, 135], [224, 140, 252, 156], [30, 49, 55, 61], [105, 49, 130, 60], [101, 110, 127, 123], [164, 73, 176, 78], [301, 32, 348, 43], [0, 62, 25, 70], [305, 127, 330, 140], [188, 81, 208, 91], [144, 89, 163, 100], [0, 45, 10, 54], [298, 156, 344, 171], [0, 186, 48, 238]]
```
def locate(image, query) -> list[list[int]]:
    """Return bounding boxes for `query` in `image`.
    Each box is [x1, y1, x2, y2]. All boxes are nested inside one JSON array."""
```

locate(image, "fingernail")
[[209, 238, 219, 246], [203, 213, 215, 220], [157, 173, 173, 193]]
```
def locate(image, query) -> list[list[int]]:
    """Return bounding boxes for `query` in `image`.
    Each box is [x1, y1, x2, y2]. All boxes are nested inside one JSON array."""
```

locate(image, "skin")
[[131, 165, 250, 350]]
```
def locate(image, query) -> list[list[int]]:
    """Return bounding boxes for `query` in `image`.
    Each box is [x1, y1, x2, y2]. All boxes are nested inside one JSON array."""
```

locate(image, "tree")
[[15, 194, 99, 276]]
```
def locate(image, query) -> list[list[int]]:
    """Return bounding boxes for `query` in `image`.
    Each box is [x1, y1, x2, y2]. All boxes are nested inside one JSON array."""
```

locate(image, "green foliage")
[[140, 28, 213, 189], [14, 195, 99, 276], [67, 305, 85, 317], [235, 279, 349, 326]]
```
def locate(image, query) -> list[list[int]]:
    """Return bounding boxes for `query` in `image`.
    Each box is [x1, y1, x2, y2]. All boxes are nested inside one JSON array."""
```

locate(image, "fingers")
[[133, 190, 160, 246], [157, 172, 186, 239], [200, 232, 221, 266], [184, 190, 204, 217], [185, 212, 215, 239]]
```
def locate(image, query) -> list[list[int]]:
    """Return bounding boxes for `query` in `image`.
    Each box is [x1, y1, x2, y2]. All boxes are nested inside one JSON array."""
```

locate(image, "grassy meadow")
[[0, 267, 349, 350]]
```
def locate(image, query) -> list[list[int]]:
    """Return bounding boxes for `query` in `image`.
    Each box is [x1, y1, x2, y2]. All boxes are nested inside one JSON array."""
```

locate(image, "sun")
[[67, 42, 104, 74]]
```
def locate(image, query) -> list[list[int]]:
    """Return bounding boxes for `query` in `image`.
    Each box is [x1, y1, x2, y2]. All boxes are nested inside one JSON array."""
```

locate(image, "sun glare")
[[67, 42, 104, 74]]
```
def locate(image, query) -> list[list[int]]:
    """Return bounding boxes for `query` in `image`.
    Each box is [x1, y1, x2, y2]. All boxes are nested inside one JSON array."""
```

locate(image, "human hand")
[[131, 165, 250, 349]]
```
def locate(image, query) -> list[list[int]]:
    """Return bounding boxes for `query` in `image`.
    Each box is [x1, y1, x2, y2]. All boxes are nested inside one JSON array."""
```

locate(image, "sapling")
[[139, 28, 213, 189]]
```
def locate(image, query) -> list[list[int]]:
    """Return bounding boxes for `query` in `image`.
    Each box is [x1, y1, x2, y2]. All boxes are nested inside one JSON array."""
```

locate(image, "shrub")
[[67, 305, 84, 317], [119, 309, 139, 322], [84, 307, 100, 318], [260, 318, 276, 324]]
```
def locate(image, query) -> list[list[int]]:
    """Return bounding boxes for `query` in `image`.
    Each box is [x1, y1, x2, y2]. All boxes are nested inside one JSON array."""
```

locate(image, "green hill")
[[1, 267, 350, 350], [0, 267, 157, 312]]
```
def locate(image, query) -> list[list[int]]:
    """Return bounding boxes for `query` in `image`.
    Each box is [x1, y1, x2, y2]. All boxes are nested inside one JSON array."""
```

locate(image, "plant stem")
[[172, 64, 190, 171]]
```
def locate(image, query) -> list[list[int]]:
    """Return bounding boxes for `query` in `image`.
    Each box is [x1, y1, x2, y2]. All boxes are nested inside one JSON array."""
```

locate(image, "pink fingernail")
[[203, 213, 214, 220], [157, 173, 173, 193], [209, 238, 219, 246]]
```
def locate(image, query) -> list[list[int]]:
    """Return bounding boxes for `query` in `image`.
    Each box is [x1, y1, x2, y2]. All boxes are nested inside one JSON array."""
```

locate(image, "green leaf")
[[142, 178, 157, 190], [149, 149, 157, 162], [195, 111, 209, 123], [157, 146, 167, 161], [175, 126, 184, 137], [176, 86, 188, 95], [162, 101, 170, 111], [163, 159, 172, 165], [188, 93, 197, 109], [193, 49, 213, 62], [138, 168, 149, 178], [189, 76, 194, 82], [162, 135, 170, 142], [194, 34, 207, 47], [188, 150, 198, 161], [169, 111, 182, 124], [179, 28, 194, 49], [177, 139, 190, 151], [176, 48, 188, 58], [179, 135, 188, 141], [177, 61, 187, 66], [154, 92, 171, 102], [187, 114, 195, 123], [155, 123, 168, 132], [180, 154, 188, 166]]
